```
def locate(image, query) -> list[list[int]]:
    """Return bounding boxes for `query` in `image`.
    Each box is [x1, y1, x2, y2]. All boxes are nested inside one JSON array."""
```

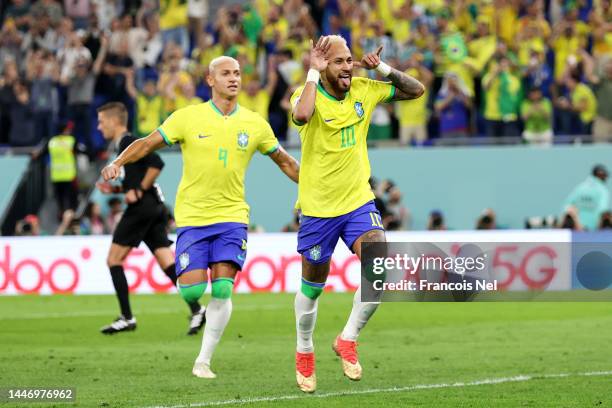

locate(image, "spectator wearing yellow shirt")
[[589, 0, 612, 57], [174, 79, 203, 110], [237, 55, 279, 120], [482, 57, 522, 138], [517, 1, 551, 43], [565, 73, 598, 134], [158, 43, 192, 117], [435, 12, 475, 97], [550, 22, 583, 81], [387, 0, 412, 45], [493, 0, 519, 45], [395, 54, 433, 146], [563, 7, 591, 44], [261, 4, 289, 50], [467, 16, 497, 75], [159, 0, 189, 54], [515, 2, 551, 69], [125, 71, 163, 138]]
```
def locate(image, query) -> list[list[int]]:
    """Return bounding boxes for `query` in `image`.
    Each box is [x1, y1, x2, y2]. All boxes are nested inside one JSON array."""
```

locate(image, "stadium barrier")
[[154, 145, 612, 232], [0, 230, 588, 295]]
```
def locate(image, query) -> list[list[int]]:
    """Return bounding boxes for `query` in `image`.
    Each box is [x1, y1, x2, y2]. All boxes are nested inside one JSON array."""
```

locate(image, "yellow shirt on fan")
[[290, 77, 395, 217], [159, 0, 187, 30]]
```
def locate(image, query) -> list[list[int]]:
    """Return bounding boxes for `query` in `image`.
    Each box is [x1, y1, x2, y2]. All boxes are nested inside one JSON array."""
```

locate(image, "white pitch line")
[[0, 304, 285, 320], [143, 370, 612, 408]]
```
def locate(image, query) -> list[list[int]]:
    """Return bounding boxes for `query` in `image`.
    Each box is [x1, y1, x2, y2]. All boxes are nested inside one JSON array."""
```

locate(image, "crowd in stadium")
[[2, 0, 612, 235], [0, 0, 611, 151]]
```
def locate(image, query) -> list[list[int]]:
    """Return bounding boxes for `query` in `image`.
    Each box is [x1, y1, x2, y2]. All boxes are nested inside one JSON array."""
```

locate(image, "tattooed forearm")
[[387, 68, 426, 101]]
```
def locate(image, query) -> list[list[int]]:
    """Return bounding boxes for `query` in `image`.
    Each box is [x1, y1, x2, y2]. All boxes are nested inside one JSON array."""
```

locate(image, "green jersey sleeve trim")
[[158, 127, 172, 146], [291, 115, 306, 126], [317, 82, 347, 101], [263, 144, 280, 155], [385, 85, 397, 103]]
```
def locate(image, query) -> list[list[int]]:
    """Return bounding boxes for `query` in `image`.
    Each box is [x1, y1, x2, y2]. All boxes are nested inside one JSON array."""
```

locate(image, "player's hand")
[[96, 181, 113, 194], [355, 45, 383, 70], [309, 36, 331, 72], [124, 189, 141, 204], [61, 209, 75, 225], [101, 163, 120, 181]]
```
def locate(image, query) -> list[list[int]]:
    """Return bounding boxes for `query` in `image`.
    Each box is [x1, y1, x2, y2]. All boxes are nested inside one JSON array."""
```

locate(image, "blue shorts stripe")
[[178, 282, 206, 288], [301, 278, 325, 288]]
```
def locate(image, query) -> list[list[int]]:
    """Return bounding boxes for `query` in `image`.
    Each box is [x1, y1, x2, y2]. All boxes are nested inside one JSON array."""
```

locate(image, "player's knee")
[[300, 278, 325, 300], [211, 278, 234, 299], [106, 254, 120, 268], [178, 281, 207, 303]]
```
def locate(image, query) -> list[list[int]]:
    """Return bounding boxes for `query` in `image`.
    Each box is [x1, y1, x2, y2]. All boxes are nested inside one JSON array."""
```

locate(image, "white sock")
[[295, 291, 318, 353], [195, 297, 232, 365], [341, 285, 380, 341]]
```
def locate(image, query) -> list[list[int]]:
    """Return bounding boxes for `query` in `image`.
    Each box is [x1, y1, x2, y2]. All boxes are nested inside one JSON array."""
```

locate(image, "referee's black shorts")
[[112, 194, 172, 251]]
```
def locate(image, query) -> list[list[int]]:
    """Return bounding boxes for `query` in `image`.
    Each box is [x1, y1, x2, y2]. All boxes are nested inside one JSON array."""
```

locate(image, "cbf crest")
[[309, 245, 322, 262], [179, 253, 190, 271], [354, 101, 364, 118], [237, 131, 249, 150]]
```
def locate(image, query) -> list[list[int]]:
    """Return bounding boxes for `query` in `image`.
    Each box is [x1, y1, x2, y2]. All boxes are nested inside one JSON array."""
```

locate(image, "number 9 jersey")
[[157, 101, 280, 228]]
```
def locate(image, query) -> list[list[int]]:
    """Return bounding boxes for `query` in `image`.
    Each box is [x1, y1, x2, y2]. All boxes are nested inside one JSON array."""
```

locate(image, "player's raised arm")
[[356, 45, 425, 101], [269, 145, 300, 183], [292, 37, 331, 124], [101, 130, 166, 181]]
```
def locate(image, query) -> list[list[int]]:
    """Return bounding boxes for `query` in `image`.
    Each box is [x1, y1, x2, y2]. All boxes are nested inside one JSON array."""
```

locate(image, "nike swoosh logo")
[[198, 134, 211, 139], [237, 254, 246, 261], [324, 119, 334, 122]]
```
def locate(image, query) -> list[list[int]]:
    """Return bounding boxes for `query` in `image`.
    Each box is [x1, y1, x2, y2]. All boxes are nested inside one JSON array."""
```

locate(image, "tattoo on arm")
[[387, 68, 426, 101]]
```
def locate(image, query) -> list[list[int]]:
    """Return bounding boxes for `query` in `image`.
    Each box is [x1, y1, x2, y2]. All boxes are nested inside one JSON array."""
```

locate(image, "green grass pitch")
[[1, 293, 612, 407]]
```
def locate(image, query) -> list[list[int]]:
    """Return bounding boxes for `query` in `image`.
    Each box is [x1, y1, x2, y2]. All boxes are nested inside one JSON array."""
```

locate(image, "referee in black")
[[95, 102, 205, 335]]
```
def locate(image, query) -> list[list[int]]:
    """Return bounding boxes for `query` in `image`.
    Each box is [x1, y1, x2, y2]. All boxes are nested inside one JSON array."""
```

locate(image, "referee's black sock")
[[109, 265, 132, 320], [163, 263, 201, 314], [163, 264, 178, 285]]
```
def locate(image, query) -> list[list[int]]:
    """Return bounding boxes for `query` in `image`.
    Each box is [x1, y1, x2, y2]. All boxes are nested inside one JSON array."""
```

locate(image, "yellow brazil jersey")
[[395, 68, 428, 126], [290, 77, 395, 218], [136, 94, 163, 137], [237, 91, 271, 120], [571, 83, 597, 124], [482, 70, 521, 121], [159, 0, 187, 30], [157, 101, 280, 227], [553, 36, 581, 80]]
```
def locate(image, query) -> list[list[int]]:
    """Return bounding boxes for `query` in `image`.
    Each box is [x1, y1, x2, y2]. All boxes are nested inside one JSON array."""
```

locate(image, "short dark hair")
[[97, 102, 128, 126]]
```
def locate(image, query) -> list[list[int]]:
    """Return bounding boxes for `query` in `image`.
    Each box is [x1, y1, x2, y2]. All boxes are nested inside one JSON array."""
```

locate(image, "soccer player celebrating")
[[290, 36, 425, 392], [101, 56, 300, 379], [96, 102, 206, 336]]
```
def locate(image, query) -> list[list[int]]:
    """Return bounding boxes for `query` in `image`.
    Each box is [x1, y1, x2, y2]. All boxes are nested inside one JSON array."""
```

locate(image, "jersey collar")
[[317, 81, 348, 101], [209, 100, 239, 117]]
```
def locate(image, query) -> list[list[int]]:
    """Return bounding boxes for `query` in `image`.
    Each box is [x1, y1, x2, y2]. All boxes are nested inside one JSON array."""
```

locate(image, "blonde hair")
[[326, 35, 348, 48], [209, 56, 240, 74]]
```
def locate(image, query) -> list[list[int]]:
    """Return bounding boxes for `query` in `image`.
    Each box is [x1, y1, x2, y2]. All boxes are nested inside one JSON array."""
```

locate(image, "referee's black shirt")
[[116, 132, 165, 193]]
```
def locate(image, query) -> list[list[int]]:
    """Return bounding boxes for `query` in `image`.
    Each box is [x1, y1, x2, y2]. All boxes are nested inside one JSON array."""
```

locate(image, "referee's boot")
[[100, 316, 137, 334]]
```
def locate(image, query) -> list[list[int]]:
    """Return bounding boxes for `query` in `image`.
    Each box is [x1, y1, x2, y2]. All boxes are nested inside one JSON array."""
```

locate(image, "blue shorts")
[[297, 201, 384, 264], [175, 222, 248, 276]]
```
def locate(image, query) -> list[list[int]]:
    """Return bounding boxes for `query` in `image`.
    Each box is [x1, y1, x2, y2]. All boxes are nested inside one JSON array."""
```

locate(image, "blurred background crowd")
[[1, 0, 611, 152], [2, 0, 612, 235]]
